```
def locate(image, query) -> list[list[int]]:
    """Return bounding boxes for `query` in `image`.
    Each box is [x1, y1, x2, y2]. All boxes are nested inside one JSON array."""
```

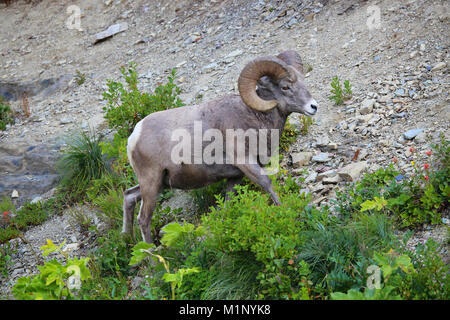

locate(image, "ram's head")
[[238, 50, 317, 116]]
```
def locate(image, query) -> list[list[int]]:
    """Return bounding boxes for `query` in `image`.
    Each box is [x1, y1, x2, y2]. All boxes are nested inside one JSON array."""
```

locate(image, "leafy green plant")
[[334, 151, 449, 228], [78, 228, 136, 300], [298, 114, 315, 136], [296, 214, 395, 297], [12, 239, 92, 300], [0, 242, 15, 277], [74, 70, 86, 86], [329, 76, 352, 105], [280, 121, 299, 152], [0, 96, 14, 131], [331, 239, 450, 300], [130, 239, 200, 300], [394, 239, 450, 300], [1, 199, 63, 244], [201, 178, 319, 299], [102, 63, 184, 139], [100, 63, 184, 182]]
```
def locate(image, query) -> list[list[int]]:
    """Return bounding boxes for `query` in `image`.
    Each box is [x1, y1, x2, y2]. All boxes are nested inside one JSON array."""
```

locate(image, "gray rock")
[[403, 128, 424, 140], [304, 171, 318, 184], [322, 175, 341, 184], [414, 131, 426, 143], [338, 161, 368, 182], [312, 153, 331, 163], [202, 62, 218, 73], [94, 23, 128, 44], [316, 169, 337, 182], [431, 62, 446, 72], [60, 117, 72, 124], [291, 152, 313, 168], [226, 49, 243, 59], [359, 99, 375, 115]]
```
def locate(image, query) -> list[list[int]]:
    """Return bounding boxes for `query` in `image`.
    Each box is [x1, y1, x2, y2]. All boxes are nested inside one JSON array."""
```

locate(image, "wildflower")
[[424, 163, 430, 170], [392, 157, 398, 163], [426, 150, 432, 156], [2, 211, 7, 217], [411, 161, 415, 166], [288, 259, 294, 265], [424, 175, 429, 181], [409, 147, 415, 153]]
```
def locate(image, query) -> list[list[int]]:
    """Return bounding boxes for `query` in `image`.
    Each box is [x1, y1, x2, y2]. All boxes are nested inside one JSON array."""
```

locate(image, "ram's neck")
[[255, 88, 289, 130]]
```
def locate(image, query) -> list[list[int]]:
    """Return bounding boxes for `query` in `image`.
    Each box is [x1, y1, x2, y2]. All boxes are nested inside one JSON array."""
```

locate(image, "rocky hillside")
[[0, 0, 448, 298]]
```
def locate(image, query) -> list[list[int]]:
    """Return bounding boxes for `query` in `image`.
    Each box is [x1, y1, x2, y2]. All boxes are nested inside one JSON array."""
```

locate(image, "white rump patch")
[[127, 119, 144, 169]]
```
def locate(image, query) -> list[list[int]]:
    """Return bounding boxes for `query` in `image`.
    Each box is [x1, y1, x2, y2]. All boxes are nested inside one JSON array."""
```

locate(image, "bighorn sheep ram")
[[123, 50, 318, 243]]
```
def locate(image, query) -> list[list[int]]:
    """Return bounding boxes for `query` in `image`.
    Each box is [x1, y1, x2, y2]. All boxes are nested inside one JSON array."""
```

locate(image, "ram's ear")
[[277, 50, 303, 74], [257, 75, 273, 89]]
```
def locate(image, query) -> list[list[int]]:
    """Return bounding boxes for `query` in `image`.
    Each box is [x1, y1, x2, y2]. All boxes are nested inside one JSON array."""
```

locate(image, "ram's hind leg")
[[137, 172, 163, 243], [122, 185, 141, 236]]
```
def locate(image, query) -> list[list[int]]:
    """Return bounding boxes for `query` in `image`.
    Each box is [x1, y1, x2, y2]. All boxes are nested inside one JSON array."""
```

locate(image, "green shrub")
[[12, 239, 92, 300], [200, 178, 322, 299], [335, 143, 449, 228], [298, 114, 315, 136], [74, 70, 86, 86], [56, 130, 107, 202], [329, 76, 352, 105], [91, 186, 125, 230], [0, 96, 14, 131], [280, 121, 299, 152], [394, 239, 450, 300], [331, 239, 450, 300], [102, 63, 184, 139], [12, 202, 50, 230], [296, 214, 395, 297], [101, 63, 184, 182], [0, 242, 15, 277], [1, 197, 66, 244]]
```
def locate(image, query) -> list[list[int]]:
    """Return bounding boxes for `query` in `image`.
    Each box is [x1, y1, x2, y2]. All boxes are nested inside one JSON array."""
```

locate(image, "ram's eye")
[[282, 86, 290, 91]]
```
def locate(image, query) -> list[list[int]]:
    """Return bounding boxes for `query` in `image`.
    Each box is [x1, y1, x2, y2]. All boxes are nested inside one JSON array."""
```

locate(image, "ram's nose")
[[305, 99, 318, 115]]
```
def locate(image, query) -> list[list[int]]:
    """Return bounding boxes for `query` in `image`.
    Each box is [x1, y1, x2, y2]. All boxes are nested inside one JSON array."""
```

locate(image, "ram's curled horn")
[[238, 56, 292, 112], [277, 50, 304, 74]]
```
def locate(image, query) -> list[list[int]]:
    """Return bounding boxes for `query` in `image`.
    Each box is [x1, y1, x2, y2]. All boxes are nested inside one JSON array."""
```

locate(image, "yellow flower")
[[411, 161, 415, 166]]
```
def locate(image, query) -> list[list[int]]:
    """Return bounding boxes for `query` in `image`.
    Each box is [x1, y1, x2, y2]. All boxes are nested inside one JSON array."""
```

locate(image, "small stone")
[[31, 196, 43, 204], [403, 128, 424, 140], [291, 152, 313, 168], [322, 175, 341, 184], [60, 117, 72, 124], [312, 153, 331, 163], [176, 61, 187, 68], [94, 23, 128, 44], [395, 88, 406, 96], [316, 169, 337, 182], [409, 51, 418, 59], [338, 161, 368, 182], [359, 99, 375, 115], [202, 62, 218, 72], [431, 62, 446, 72], [414, 131, 426, 143], [63, 243, 79, 253], [315, 136, 331, 148], [226, 49, 243, 59], [11, 190, 19, 198], [304, 171, 318, 184]]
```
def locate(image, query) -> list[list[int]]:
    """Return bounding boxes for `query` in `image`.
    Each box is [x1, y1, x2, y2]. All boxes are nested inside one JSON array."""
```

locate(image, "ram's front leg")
[[235, 163, 281, 205]]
